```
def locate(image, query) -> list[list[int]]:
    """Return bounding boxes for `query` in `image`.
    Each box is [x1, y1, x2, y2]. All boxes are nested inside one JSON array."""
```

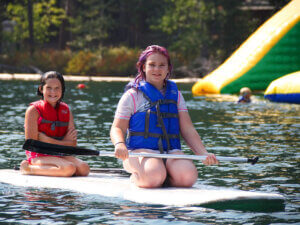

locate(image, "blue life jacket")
[[238, 95, 251, 103], [126, 80, 181, 153]]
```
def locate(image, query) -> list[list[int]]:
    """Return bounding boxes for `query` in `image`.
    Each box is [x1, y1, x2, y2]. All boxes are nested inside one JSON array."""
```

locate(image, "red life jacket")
[[31, 100, 70, 139]]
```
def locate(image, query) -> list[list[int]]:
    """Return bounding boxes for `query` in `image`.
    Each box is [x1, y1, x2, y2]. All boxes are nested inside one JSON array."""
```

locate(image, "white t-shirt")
[[115, 87, 188, 120]]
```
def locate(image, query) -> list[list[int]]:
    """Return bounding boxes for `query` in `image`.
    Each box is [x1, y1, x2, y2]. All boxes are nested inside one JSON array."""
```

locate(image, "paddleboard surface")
[[0, 169, 284, 211]]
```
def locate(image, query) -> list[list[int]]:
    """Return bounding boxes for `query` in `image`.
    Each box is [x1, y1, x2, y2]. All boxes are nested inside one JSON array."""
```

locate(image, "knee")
[[140, 169, 167, 188], [60, 163, 76, 177], [76, 162, 90, 176], [172, 168, 198, 187], [180, 172, 198, 187], [141, 178, 164, 188]]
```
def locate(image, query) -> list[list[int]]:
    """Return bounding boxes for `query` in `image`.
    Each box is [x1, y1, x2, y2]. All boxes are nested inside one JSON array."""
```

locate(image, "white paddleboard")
[[0, 169, 284, 211]]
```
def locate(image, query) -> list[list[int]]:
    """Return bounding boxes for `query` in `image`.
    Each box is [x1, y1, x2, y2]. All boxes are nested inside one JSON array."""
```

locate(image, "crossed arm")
[[24, 105, 77, 147]]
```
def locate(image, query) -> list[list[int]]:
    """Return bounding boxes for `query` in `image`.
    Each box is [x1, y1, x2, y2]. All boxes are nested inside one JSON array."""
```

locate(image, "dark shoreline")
[[0, 73, 199, 83]]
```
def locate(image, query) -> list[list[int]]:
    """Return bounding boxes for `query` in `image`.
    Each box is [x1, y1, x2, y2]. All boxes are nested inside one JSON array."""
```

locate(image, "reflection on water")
[[0, 80, 299, 224]]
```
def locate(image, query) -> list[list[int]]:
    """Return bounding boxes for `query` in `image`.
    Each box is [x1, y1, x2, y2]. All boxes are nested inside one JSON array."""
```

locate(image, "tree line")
[[0, 0, 289, 77]]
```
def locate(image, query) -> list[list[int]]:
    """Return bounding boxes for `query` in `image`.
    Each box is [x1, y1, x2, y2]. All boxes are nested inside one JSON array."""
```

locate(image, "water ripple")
[[0, 81, 299, 224]]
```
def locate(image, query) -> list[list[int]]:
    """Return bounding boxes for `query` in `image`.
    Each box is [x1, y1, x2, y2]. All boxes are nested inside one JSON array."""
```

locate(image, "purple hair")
[[133, 45, 173, 87]]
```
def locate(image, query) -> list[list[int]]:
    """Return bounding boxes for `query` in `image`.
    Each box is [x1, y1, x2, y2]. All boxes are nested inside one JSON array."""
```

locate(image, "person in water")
[[110, 45, 218, 188], [238, 87, 252, 103], [20, 71, 90, 177]]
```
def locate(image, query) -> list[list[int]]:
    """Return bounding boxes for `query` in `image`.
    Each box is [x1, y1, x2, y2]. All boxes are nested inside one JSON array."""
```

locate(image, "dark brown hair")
[[37, 71, 65, 100]]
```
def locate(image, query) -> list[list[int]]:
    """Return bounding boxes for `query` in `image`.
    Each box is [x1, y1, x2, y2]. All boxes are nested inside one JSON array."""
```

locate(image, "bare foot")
[[129, 174, 135, 183], [129, 172, 140, 185], [20, 160, 31, 175]]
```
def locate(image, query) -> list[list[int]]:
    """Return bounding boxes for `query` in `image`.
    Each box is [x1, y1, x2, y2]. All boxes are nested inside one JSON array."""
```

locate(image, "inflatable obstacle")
[[192, 0, 300, 95], [264, 71, 300, 104]]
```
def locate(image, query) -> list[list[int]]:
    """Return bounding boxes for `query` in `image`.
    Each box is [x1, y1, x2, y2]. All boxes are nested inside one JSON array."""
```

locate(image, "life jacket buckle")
[[51, 122, 56, 131]]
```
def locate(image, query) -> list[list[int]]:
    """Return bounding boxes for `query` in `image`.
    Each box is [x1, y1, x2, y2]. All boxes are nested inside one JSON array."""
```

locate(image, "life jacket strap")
[[158, 137, 164, 154], [41, 119, 69, 131], [144, 109, 151, 139], [156, 102, 171, 152], [149, 99, 177, 108], [147, 111, 178, 118], [128, 131, 179, 139]]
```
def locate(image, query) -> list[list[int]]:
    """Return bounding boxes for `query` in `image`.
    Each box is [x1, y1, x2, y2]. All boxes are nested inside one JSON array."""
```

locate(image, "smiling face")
[[39, 78, 62, 107], [143, 53, 169, 90]]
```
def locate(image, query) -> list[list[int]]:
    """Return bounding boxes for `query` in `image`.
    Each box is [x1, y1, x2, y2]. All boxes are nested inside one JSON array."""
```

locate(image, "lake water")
[[0, 80, 299, 224]]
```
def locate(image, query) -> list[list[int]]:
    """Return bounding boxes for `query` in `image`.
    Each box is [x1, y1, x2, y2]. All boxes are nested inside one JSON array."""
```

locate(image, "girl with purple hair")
[[110, 45, 218, 188]]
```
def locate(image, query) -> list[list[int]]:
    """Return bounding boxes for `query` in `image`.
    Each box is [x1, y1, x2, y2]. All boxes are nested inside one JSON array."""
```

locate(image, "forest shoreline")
[[0, 73, 199, 83]]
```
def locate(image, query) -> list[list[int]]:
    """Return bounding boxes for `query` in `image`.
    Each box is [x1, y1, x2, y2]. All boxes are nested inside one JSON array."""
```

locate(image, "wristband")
[[114, 141, 125, 147]]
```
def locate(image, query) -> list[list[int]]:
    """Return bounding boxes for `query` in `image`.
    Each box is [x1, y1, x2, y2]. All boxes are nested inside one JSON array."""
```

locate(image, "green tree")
[[6, 0, 66, 49], [66, 0, 166, 49], [109, 0, 167, 47], [67, 0, 115, 50], [152, 0, 251, 63], [152, 0, 210, 61]]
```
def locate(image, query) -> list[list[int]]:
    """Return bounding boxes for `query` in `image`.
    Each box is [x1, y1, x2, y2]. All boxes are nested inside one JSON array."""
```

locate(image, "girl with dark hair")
[[110, 45, 218, 188], [20, 71, 90, 177]]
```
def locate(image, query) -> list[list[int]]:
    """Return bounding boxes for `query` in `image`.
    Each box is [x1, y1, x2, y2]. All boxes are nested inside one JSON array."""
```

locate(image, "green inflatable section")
[[221, 22, 300, 94]]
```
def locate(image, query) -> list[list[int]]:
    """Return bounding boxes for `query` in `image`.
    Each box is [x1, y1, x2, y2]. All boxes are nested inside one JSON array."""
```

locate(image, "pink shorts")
[[25, 150, 59, 164]]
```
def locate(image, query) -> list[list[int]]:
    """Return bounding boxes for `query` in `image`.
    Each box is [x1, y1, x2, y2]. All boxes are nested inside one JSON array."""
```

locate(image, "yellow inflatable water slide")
[[192, 0, 300, 96]]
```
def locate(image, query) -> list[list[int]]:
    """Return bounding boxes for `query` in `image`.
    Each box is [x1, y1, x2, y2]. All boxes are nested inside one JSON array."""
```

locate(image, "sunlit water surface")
[[0, 80, 299, 224]]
